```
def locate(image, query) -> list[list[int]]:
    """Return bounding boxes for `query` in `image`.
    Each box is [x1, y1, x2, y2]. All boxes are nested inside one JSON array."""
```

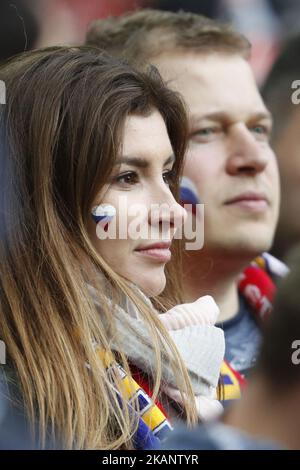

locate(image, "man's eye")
[[163, 169, 176, 185], [250, 125, 270, 139], [190, 127, 221, 142], [197, 128, 216, 136], [251, 125, 266, 133], [115, 171, 139, 186]]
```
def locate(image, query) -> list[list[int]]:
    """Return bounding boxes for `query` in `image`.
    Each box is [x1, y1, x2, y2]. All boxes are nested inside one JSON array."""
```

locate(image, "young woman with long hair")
[[0, 46, 224, 449]]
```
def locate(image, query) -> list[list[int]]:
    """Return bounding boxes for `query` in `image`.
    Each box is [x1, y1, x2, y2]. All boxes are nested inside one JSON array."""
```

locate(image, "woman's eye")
[[163, 169, 176, 185], [115, 171, 139, 186]]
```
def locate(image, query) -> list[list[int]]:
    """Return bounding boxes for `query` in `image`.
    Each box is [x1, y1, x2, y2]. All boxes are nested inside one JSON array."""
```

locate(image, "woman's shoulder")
[[0, 366, 8, 417], [0, 365, 61, 449], [0, 364, 21, 401], [0, 364, 20, 418], [0, 365, 37, 449]]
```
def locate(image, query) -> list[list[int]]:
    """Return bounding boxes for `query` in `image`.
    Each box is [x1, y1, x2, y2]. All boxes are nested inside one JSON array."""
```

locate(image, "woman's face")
[[87, 110, 187, 296]]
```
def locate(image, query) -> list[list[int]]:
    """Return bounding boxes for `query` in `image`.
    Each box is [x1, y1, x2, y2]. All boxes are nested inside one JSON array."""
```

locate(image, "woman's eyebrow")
[[116, 154, 175, 168]]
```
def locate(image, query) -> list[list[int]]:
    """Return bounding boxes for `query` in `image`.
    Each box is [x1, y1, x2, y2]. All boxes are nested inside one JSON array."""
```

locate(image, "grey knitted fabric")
[[89, 282, 225, 397]]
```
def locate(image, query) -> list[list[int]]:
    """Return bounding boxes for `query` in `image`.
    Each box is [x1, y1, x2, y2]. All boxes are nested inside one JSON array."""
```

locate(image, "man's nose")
[[226, 124, 269, 176]]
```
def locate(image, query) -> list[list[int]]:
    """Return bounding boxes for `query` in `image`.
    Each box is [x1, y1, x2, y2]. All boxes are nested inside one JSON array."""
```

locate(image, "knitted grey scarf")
[[88, 282, 225, 399]]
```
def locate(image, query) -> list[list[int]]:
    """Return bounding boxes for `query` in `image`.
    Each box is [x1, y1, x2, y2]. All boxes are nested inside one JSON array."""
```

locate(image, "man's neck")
[[182, 250, 251, 323], [223, 376, 300, 450], [271, 229, 297, 261]]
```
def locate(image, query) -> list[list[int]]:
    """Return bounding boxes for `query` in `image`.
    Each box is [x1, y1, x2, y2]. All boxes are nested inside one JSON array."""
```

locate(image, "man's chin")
[[202, 229, 274, 258], [216, 237, 273, 257]]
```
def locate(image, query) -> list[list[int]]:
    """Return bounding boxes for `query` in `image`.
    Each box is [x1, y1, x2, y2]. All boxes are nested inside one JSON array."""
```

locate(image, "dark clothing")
[[164, 422, 281, 450], [217, 296, 262, 377], [0, 366, 58, 449], [0, 367, 36, 449]]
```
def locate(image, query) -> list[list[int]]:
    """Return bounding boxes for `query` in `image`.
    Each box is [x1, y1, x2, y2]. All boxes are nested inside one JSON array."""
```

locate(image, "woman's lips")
[[224, 192, 269, 212], [134, 242, 172, 262]]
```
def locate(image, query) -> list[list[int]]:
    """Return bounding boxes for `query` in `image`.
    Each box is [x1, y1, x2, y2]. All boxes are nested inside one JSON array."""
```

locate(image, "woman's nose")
[[149, 184, 187, 235]]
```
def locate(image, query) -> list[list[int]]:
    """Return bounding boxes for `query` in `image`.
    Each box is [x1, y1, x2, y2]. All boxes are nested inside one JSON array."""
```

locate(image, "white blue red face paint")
[[179, 177, 201, 215], [91, 204, 116, 233]]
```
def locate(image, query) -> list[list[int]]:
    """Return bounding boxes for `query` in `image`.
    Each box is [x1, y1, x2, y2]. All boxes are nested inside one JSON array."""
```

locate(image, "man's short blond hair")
[[86, 9, 251, 65]]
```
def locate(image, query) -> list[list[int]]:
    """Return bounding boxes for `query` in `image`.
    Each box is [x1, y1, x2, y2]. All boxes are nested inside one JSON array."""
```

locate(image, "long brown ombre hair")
[[0, 46, 198, 449]]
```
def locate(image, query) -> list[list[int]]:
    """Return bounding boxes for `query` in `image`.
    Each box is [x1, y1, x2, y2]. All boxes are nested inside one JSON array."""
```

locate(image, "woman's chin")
[[137, 273, 166, 297]]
